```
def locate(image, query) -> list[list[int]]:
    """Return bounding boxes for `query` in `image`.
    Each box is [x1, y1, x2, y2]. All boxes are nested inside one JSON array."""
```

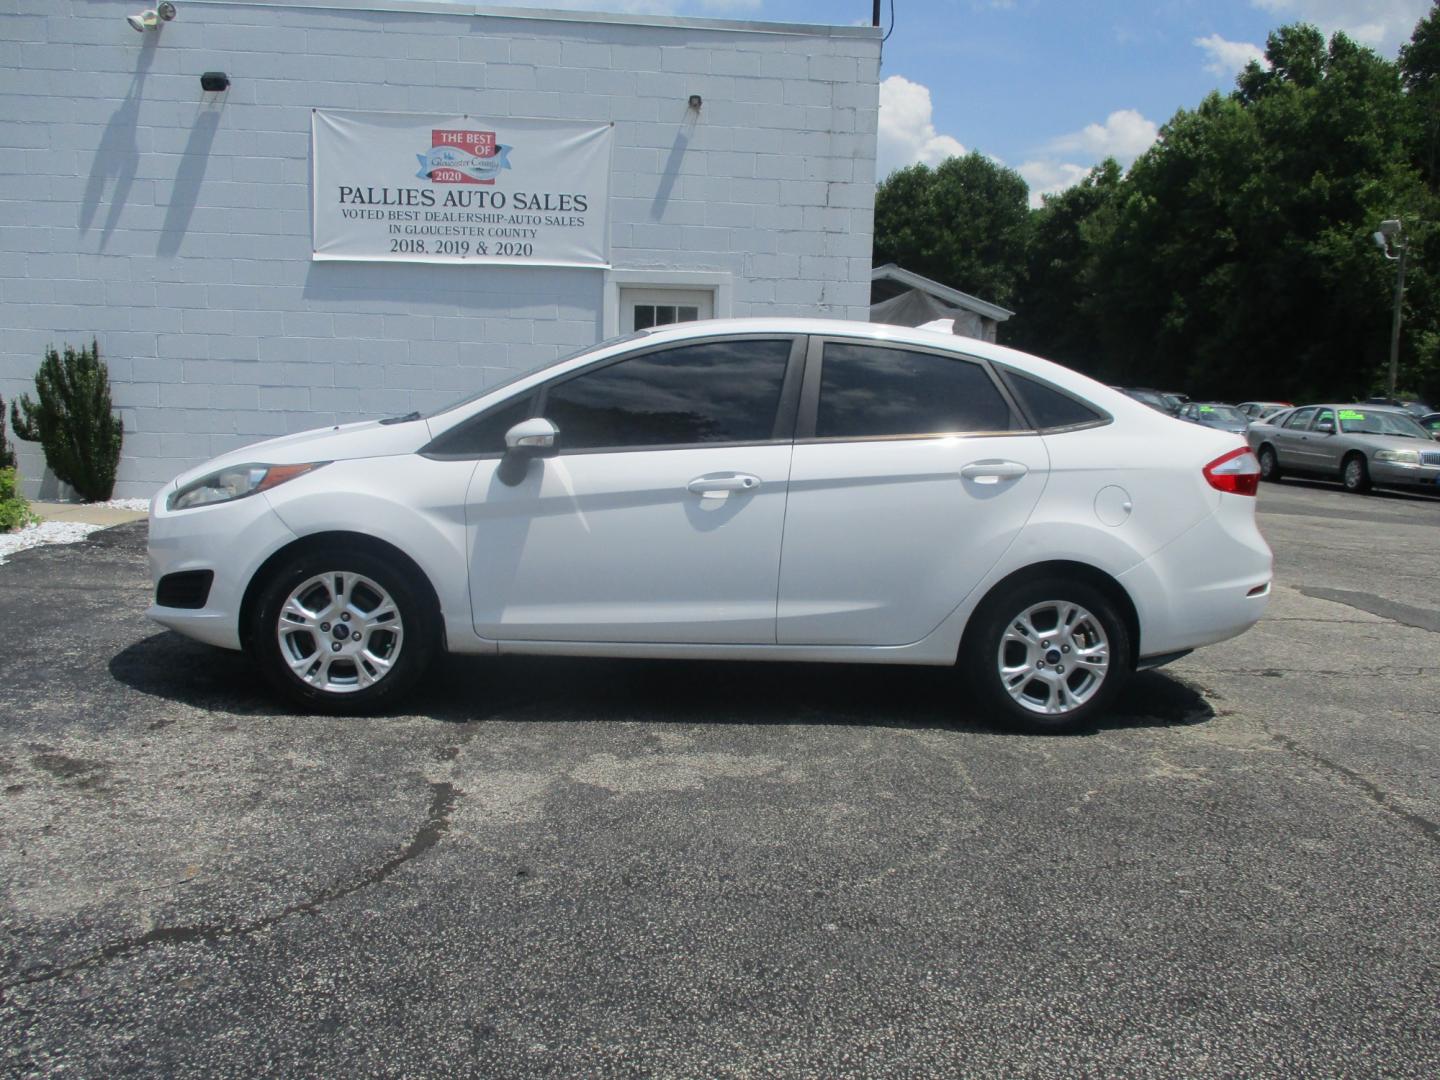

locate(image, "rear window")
[[815, 343, 1018, 438], [999, 369, 1106, 431]]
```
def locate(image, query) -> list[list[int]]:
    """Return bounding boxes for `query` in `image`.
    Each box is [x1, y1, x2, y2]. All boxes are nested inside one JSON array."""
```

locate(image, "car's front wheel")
[[963, 578, 1131, 734], [250, 548, 438, 713], [1342, 453, 1371, 494]]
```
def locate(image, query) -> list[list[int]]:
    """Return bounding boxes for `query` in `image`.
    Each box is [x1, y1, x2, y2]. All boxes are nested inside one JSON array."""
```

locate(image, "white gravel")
[[0, 520, 104, 566], [100, 497, 152, 512]]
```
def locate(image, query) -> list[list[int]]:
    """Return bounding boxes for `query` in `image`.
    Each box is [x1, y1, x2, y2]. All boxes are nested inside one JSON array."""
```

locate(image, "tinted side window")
[[543, 339, 792, 451], [999, 369, 1105, 431], [1284, 407, 1318, 430], [426, 393, 533, 456], [816, 343, 1016, 439]]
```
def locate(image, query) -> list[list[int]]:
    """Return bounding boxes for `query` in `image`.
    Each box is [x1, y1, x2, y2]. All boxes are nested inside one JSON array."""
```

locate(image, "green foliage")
[[0, 468, 37, 532], [1009, 8, 1440, 407], [0, 393, 14, 470], [1005, 160, 1124, 373], [10, 340, 124, 503], [874, 152, 1031, 308]]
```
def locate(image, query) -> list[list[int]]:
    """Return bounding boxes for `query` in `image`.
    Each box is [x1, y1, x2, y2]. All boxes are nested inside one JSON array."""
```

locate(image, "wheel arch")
[[238, 531, 445, 653], [961, 560, 1141, 671]]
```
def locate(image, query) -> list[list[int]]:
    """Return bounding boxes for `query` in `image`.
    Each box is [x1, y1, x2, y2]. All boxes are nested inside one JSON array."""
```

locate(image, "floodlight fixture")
[[127, 2, 176, 32]]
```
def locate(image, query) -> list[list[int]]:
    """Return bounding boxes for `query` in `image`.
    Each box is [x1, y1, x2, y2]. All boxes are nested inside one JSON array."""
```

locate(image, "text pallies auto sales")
[[337, 187, 588, 212]]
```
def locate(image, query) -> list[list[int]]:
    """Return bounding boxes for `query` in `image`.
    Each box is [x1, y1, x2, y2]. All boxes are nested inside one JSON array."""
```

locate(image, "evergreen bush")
[[0, 467, 36, 532], [10, 340, 124, 503]]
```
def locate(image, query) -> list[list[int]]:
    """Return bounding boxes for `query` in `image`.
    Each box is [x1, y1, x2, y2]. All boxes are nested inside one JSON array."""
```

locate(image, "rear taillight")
[[1203, 447, 1261, 496]]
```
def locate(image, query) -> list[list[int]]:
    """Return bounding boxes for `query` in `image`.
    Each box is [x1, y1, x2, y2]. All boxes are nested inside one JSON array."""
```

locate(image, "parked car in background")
[[1112, 387, 1174, 414], [1237, 401, 1292, 420], [1159, 391, 1190, 414], [1364, 396, 1434, 418], [1247, 403, 1440, 493], [1177, 402, 1250, 435], [147, 318, 1271, 733]]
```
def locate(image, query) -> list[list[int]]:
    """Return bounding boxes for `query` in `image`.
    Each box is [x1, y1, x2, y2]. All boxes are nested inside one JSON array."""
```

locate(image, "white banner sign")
[[312, 110, 612, 268]]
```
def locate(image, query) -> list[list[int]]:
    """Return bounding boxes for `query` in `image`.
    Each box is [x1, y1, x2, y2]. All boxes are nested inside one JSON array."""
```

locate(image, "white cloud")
[[1017, 110, 1160, 208], [1045, 108, 1160, 162], [876, 75, 967, 178], [1195, 33, 1267, 78], [1251, 0, 1430, 51], [1017, 161, 1093, 207]]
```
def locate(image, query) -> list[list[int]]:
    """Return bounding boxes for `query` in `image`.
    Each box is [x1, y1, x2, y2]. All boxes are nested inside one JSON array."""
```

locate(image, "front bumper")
[[1369, 458, 1440, 489], [146, 490, 298, 651]]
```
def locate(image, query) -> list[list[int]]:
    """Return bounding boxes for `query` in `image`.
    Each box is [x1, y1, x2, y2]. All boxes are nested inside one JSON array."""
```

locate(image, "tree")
[[1006, 160, 1123, 374], [10, 340, 124, 502], [873, 152, 1031, 308]]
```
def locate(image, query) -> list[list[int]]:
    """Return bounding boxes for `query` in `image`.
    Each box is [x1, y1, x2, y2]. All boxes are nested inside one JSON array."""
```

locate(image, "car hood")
[[164, 417, 434, 492]]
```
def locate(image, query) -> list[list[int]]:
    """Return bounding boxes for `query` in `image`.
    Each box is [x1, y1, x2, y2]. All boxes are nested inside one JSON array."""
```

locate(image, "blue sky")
[[496, 0, 1434, 204]]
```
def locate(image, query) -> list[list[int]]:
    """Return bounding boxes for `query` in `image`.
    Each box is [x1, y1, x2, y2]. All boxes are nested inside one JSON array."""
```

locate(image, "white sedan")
[[147, 319, 1271, 732]]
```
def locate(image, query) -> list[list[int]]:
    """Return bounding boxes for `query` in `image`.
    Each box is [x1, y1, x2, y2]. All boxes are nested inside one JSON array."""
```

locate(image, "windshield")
[[1197, 404, 1247, 424], [1337, 408, 1431, 438], [422, 331, 649, 419]]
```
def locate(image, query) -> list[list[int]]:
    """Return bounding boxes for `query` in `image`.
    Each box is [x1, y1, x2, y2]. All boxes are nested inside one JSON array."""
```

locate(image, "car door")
[[465, 335, 803, 644], [1307, 408, 1343, 472], [776, 337, 1049, 646], [1273, 406, 1318, 468]]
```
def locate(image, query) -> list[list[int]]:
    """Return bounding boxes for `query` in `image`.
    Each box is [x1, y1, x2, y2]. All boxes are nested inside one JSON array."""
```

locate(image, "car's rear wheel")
[[963, 578, 1131, 734], [1257, 444, 1282, 483], [250, 548, 437, 714], [1342, 453, 1371, 494]]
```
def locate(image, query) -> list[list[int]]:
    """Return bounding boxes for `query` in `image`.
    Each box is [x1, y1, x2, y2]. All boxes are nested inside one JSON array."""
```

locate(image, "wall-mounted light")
[[126, 1, 176, 32], [200, 71, 230, 93], [688, 94, 702, 111]]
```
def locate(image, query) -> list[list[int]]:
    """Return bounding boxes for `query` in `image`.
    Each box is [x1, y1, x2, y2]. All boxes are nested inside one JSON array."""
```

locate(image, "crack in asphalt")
[[0, 781, 459, 997], [1265, 733, 1440, 847]]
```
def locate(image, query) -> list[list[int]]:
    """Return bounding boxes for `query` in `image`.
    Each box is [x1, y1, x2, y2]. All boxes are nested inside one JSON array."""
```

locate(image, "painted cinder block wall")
[[0, 0, 881, 498]]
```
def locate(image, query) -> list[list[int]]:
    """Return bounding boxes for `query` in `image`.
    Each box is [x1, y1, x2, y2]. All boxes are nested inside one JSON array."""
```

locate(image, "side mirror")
[[498, 418, 559, 486], [1315, 419, 1335, 435]]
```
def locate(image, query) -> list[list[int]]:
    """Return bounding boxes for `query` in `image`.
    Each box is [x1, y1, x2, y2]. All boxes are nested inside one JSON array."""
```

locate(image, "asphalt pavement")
[[1, 478, 1437, 1077]]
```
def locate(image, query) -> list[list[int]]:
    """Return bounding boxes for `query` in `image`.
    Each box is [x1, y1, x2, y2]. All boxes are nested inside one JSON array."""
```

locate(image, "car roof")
[[626, 317, 1106, 396]]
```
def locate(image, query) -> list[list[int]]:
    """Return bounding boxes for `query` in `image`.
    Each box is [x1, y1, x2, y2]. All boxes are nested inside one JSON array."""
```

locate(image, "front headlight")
[[168, 462, 328, 511], [1374, 449, 1421, 465]]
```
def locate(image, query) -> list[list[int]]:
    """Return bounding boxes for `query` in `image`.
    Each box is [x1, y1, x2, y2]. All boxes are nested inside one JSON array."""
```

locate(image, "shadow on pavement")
[[110, 632, 1214, 735]]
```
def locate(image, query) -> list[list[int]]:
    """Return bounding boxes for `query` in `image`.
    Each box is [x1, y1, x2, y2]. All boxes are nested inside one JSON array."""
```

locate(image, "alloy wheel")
[[996, 600, 1110, 716], [275, 571, 405, 693]]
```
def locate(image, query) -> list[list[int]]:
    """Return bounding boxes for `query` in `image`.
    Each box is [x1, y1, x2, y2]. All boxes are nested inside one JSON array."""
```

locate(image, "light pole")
[[1372, 218, 1408, 398]]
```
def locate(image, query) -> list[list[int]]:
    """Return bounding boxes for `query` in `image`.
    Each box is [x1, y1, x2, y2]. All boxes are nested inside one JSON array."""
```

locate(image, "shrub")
[[10, 339, 124, 503], [0, 467, 36, 532], [0, 393, 14, 470]]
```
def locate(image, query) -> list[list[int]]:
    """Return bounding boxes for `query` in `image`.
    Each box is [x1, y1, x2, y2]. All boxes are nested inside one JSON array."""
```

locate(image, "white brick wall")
[[0, 0, 880, 496]]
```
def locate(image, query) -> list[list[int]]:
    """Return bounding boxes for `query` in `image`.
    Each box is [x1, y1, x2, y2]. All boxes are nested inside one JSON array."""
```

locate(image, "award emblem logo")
[[417, 129, 512, 185]]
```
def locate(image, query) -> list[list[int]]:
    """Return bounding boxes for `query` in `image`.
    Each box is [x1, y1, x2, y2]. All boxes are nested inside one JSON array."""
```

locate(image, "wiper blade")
[[379, 411, 422, 426]]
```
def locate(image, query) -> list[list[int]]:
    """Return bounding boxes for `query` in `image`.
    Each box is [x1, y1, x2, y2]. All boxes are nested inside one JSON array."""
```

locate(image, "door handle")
[[960, 460, 1028, 483], [687, 472, 761, 497]]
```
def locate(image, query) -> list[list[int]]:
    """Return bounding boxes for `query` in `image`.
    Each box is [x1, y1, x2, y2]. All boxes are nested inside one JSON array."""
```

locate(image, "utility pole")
[[1372, 218, 1408, 398]]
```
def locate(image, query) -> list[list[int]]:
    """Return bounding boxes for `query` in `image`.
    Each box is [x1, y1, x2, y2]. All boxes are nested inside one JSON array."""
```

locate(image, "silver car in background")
[[1247, 404, 1440, 493], [1177, 401, 1249, 435]]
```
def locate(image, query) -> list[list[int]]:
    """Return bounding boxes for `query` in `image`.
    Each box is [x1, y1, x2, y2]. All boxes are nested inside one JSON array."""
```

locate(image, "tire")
[[963, 577, 1131, 734], [1341, 453, 1371, 494], [249, 547, 438, 714], [1257, 444, 1282, 483]]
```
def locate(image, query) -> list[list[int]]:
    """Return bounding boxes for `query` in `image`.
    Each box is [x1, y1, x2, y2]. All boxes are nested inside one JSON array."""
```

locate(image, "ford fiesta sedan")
[[148, 319, 1272, 733]]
